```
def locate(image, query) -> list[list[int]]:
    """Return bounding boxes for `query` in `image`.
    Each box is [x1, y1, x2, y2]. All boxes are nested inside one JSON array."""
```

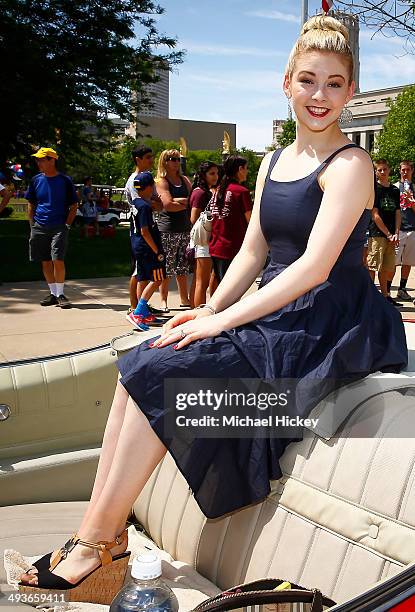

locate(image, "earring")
[[286, 95, 293, 119], [338, 106, 353, 125]]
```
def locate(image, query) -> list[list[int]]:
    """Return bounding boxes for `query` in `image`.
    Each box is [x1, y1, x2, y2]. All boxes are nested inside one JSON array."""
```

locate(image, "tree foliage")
[[336, 1, 415, 53], [69, 139, 262, 194], [375, 85, 415, 170], [275, 119, 297, 149], [0, 1, 183, 167]]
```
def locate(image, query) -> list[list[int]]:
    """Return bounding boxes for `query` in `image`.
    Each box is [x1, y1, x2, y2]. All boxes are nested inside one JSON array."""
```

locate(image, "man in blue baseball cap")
[[126, 171, 166, 330]]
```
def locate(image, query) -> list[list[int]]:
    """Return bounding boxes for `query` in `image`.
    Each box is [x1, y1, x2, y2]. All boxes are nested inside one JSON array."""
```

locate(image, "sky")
[[152, 0, 414, 151]]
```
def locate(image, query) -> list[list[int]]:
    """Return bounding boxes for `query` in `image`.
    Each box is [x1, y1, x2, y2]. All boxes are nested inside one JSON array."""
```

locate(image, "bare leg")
[[130, 275, 138, 309], [159, 277, 170, 310], [176, 274, 190, 306], [24, 398, 166, 585], [41, 261, 55, 284], [22, 380, 130, 579], [53, 260, 65, 284], [378, 267, 388, 297], [401, 264, 411, 283], [194, 258, 212, 307]]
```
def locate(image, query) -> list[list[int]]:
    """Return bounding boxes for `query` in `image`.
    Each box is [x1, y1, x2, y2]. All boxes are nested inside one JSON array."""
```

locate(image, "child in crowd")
[[126, 171, 166, 331]]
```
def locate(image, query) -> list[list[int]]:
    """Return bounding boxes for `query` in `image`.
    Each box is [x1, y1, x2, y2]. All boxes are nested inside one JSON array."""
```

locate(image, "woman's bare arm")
[[157, 178, 187, 212]]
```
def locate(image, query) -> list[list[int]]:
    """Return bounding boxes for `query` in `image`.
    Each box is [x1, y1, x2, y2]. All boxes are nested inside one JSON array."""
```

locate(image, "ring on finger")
[[179, 329, 186, 339]]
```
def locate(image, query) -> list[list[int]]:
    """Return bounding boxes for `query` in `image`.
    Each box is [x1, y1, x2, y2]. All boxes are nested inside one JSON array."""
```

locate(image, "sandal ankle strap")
[[49, 528, 128, 570]]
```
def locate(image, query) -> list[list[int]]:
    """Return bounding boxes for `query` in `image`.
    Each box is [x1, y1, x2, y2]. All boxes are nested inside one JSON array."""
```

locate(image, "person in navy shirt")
[[26, 147, 78, 308], [126, 171, 166, 330]]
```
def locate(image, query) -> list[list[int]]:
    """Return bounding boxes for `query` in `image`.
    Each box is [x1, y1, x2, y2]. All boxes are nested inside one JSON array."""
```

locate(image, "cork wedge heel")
[[18, 533, 131, 605]]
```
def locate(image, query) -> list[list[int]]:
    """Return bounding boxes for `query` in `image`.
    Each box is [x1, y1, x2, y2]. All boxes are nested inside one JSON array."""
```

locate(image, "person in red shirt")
[[209, 155, 253, 283], [189, 161, 220, 306]]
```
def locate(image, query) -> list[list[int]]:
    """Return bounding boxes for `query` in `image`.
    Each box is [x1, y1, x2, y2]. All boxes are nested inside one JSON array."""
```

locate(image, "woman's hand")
[[151, 309, 225, 350]]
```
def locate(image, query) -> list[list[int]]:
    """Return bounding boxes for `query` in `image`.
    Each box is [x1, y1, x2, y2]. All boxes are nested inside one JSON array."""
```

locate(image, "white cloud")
[[181, 41, 287, 58], [360, 52, 415, 89], [183, 70, 284, 93], [245, 9, 300, 24], [360, 29, 406, 47]]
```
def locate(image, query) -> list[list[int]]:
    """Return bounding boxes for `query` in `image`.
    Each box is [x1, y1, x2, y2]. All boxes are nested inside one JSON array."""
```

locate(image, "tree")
[[336, 1, 415, 52], [375, 85, 415, 171], [0, 1, 183, 167], [275, 119, 297, 149]]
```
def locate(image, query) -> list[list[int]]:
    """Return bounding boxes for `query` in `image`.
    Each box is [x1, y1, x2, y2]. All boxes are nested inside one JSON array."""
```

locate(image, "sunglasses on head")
[[166, 156, 180, 162]]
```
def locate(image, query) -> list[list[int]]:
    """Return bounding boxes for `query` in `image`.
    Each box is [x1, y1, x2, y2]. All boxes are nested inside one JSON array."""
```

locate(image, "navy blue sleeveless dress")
[[119, 144, 407, 519]]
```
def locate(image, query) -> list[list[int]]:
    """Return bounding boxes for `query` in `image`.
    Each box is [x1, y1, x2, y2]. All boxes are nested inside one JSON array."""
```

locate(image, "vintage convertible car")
[[1, 326, 415, 611]]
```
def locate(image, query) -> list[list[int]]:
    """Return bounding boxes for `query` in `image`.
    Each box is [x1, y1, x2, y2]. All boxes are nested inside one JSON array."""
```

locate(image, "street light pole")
[[301, 0, 308, 26]]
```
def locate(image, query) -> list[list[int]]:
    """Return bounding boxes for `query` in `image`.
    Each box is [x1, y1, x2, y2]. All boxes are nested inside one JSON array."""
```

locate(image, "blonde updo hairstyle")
[[286, 15, 354, 84], [156, 149, 182, 181]]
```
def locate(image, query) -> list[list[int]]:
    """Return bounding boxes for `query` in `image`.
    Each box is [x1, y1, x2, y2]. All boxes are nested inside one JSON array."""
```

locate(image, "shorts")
[[367, 236, 396, 273], [396, 231, 415, 266], [134, 256, 166, 282], [160, 231, 193, 276], [29, 223, 68, 262], [81, 216, 97, 226], [195, 245, 210, 258]]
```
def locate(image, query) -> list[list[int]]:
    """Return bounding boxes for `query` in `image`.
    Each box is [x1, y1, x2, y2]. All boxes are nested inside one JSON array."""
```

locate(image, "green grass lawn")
[[1, 211, 132, 282]]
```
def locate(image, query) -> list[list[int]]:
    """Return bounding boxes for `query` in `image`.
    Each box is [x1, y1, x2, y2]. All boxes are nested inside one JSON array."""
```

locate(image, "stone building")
[[341, 84, 413, 152]]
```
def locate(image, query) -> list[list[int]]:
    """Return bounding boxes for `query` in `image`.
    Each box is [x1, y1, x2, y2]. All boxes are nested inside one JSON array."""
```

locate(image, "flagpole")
[[301, 0, 308, 26]]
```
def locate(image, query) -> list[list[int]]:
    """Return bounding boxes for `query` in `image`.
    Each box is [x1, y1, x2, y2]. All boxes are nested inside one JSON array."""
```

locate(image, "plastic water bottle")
[[110, 552, 179, 612]]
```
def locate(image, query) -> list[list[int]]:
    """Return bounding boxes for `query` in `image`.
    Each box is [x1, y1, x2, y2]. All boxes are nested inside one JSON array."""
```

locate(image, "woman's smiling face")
[[284, 51, 354, 132]]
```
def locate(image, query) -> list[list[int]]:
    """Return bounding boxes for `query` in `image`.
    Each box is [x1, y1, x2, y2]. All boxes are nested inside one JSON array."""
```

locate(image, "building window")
[[368, 132, 375, 152], [353, 133, 361, 146]]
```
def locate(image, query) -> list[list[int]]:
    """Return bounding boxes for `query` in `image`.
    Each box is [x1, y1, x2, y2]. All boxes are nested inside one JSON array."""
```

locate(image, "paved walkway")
[[1, 273, 415, 363]]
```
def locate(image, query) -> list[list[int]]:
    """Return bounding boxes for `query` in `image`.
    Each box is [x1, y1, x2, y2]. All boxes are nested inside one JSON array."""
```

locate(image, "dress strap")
[[265, 149, 284, 182], [315, 143, 359, 175]]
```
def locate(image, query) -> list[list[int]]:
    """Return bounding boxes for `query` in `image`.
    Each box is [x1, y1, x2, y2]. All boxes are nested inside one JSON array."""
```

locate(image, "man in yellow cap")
[[26, 147, 78, 308]]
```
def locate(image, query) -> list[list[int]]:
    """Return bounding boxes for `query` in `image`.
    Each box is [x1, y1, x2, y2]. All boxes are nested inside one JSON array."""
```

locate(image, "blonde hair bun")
[[301, 15, 349, 42], [286, 14, 353, 82]]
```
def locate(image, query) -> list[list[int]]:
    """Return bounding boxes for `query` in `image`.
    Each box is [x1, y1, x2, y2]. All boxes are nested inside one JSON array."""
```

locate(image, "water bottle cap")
[[131, 551, 162, 580]]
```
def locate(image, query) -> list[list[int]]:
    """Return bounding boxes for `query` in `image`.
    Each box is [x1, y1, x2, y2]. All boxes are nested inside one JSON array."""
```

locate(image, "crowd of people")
[[3, 143, 414, 318], [123, 145, 253, 330], [366, 159, 415, 308]]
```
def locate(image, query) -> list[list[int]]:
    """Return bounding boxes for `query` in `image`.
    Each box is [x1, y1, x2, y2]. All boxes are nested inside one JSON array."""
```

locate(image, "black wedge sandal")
[[19, 533, 130, 605]]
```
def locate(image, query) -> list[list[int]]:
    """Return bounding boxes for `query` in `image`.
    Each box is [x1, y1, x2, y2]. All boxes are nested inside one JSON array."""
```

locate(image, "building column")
[[360, 131, 367, 151]]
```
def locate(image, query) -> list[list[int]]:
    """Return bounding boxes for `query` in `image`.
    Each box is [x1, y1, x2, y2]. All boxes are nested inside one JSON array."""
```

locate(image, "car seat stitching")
[[298, 522, 318, 583], [160, 468, 178, 551], [175, 485, 192, 560], [396, 455, 415, 521], [278, 502, 406, 565], [265, 510, 289, 575], [283, 475, 415, 529], [327, 435, 347, 491], [215, 517, 232, 585], [331, 540, 351, 600], [238, 503, 263, 584]]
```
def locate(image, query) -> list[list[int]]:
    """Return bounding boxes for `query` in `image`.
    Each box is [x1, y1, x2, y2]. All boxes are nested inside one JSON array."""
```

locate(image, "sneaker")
[[386, 296, 402, 308], [125, 312, 149, 331], [397, 288, 412, 301], [131, 311, 162, 324], [57, 294, 72, 309], [148, 304, 165, 315], [40, 293, 58, 306]]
